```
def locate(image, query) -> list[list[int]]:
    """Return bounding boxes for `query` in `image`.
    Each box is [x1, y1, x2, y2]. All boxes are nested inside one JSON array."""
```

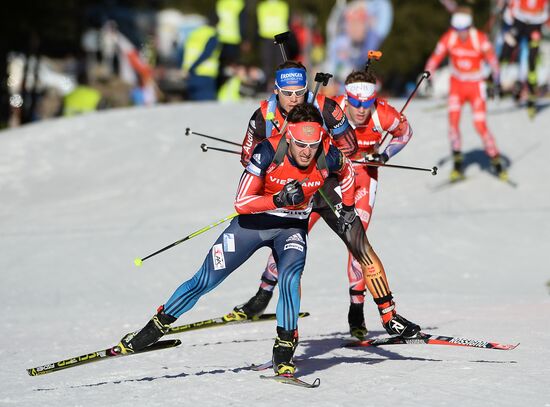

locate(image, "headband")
[[286, 122, 323, 143], [275, 68, 307, 88], [345, 82, 377, 100]]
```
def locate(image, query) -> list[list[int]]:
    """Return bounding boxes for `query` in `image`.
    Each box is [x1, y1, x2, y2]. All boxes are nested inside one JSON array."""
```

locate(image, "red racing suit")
[[235, 133, 355, 217], [425, 27, 500, 158], [308, 96, 413, 302], [240, 92, 358, 166]]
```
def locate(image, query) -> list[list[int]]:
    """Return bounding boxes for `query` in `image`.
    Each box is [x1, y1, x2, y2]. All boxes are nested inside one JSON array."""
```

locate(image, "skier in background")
[[499, 0, 549, 118], [425, 6, 508, 182]]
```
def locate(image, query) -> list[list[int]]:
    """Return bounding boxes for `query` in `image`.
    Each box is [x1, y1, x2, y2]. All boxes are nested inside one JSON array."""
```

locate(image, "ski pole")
[[200, 143, 240, 155], [134, 212, 239, 267], [186, 127, 241, 147], [377, 71, 431, 148], [352, 160, 438, 175]]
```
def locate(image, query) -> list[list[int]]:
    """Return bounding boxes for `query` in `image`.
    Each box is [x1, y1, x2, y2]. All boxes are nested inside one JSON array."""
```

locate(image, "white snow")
[[1, 98, 549, 406]]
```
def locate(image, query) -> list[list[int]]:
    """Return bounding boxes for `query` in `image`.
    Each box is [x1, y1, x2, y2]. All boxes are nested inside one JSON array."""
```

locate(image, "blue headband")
[[275, 68, 307, 88]]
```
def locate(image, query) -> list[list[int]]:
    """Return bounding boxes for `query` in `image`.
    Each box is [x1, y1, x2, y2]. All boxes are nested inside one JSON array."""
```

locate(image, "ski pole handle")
[[134, 212, 239, 266], [353, 160, 438, 175], [186, 127, 241, 147], [200, 143, 240, 155], [377, 71, 431, 148]]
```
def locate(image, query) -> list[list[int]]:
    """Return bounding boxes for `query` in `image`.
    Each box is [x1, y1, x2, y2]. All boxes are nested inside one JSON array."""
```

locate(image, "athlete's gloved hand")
[[337, 204, 357, 234], [487, 74, 501, 100], [365, 152, 388, 163], [273, 180, 305, 208]]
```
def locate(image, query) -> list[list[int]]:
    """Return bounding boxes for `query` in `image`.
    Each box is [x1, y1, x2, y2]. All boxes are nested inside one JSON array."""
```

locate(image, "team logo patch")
[[284, 243, 304, 252], [303, 125, 315, 136], [286, 233, 305, 244], [223, 233, 235, 252], [332, 107, 344, 121], [212, 244, 226, 270]]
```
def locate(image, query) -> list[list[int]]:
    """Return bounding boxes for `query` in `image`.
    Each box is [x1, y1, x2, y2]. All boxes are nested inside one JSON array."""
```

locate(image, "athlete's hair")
[[345, 70, 377, 85], [455, 5, 472, 15], [287, 103, 323, 125], [276, 60, 307, 71]]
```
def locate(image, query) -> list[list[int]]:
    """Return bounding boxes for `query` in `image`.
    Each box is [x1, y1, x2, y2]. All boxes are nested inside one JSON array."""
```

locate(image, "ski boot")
[[527, 96, 537, 120], [272, 327, 298, 376], [377, 297, 421, 338], [348, 302, 368, 340], [450, 151, 465, 182], [383, 314, 421, 338], [116, 307, 176, 354], [226, 287, 273, 321], [490, 155, 508, 181]]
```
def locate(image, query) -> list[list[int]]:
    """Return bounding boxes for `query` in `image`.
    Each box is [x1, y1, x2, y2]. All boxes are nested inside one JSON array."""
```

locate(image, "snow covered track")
[[1, 99, 549, 406]]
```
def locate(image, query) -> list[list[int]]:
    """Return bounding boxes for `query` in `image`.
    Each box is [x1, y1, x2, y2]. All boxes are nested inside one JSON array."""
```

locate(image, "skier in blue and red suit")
[[115, 103, 356, 377]]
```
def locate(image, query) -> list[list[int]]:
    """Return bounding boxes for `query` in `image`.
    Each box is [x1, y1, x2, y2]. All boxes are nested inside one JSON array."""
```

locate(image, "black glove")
[[337, 204, 357, 234], [273, 180, 305, 208], [487, 75, 501, 100], [365, 152, 388, 163]]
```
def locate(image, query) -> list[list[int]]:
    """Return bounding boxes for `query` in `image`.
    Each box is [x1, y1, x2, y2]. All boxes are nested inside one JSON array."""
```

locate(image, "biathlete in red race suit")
[[425, 6, 508, 181], [500, 0, 549, 117], [114, 104, 357, 376], [311, 69, 413, 338], [233, 62, 421, 340]]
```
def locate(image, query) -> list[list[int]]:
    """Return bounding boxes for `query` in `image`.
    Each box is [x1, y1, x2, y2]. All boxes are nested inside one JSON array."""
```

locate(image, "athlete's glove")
[[337, 204, 357, 234], [273, 180, 305, 208], [487, 74, 501, 100], [365, 152, 388, 163]]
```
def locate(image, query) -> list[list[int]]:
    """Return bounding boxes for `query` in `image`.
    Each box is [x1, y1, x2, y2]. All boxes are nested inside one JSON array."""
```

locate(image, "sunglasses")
[[277, 85, 308, 97], [290, 134, 321, 149], [347, 94, 376, 109]]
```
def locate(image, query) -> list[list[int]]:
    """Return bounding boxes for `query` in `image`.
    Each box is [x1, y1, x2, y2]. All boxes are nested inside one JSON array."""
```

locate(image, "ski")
[[166, 311, 310, 335], [430, 178, 467, 191], [27, 339, 181, 376], [260, 374, 320, 388], [345, 332, 519, 350]]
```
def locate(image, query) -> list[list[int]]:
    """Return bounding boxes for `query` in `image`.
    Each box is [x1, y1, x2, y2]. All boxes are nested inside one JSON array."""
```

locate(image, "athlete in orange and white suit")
[[500, 0, 549, 117], [310, 70, 412, 325], [425, 6, 507, 180]]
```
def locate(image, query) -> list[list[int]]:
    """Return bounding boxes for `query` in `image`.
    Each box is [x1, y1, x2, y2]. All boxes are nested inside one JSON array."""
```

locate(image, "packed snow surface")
[[1, 98, 549, 406]]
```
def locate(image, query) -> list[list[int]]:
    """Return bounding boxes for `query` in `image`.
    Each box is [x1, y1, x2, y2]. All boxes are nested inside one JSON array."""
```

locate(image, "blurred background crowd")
[[1, 0, 549, 128]]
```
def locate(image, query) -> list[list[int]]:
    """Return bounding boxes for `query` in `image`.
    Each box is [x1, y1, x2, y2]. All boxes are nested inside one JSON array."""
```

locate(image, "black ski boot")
[[229, 288, 273, 321], [450, 150, 465, 182], [383, 314, 421, 338], [348, 302, 368, 340], [490, 155, 508, 181], [116, 308, 176, 354], [272, 327, 298, 376]]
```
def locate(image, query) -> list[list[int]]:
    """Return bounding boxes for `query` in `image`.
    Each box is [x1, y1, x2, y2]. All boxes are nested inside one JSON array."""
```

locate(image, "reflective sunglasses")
[[276, 85, 308, 97], [347, 94, 376, 109], [290, 134, 321, 149]]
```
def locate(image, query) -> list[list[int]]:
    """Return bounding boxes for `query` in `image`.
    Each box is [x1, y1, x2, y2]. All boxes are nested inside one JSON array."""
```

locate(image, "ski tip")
[[300, 312, 311, 318], [498, 342, 520, 350], [343, 340, 369, 348], [134, 258, 143, 267]]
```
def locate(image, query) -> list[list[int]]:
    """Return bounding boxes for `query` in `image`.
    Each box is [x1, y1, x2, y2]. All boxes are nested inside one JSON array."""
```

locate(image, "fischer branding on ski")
[[27, 339, 181, 376], [345, 333, 519, 350], [166, 312, 310, 335]]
